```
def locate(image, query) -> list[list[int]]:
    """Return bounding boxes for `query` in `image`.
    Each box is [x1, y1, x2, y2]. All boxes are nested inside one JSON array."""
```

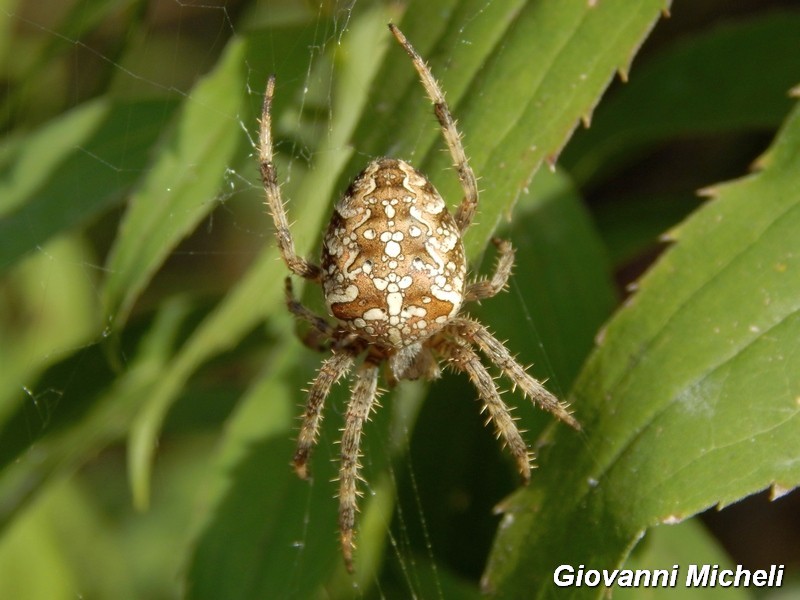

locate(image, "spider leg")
[[338, 359, 380, 573], [284, 277, 338, 351], [293, 351, 355, 480], [449, 317, 581, 430], [441, 340, 532, 483], [465, 238, 515, 303], [260, 76, 322, 281], [388, 24, 479, 233]]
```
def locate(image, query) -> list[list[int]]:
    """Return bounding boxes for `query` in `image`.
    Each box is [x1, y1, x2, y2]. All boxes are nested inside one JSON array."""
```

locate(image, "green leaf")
[[565, 11, 800, 184], [0, 0, 140, 130], [0, 237, 98, 414], [0, 98, 177, 273], [0, 297, 191, 533], [615, 519, 748, 600], [185, 390, 322, 599], [484, 99, 800, 597], [0, 478, 137, 600], [102, 37, 248, 327], [563, 12, 800, 269]]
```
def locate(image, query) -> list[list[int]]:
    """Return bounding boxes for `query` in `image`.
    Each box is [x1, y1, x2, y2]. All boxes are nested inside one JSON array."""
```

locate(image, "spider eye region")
[[321, 158, 466, 348]]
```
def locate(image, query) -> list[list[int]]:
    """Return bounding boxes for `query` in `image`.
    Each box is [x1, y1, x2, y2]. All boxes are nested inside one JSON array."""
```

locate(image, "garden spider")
[[259, 23, 579, 572]]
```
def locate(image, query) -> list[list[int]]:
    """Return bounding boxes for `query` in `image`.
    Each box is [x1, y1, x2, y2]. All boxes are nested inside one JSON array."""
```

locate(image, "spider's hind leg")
[[286, 276, 359, 479], [338, 359, 381, 572], [451, 317, 580, 430], [440, 340, 533, 483], [293, 351, 355, 480]]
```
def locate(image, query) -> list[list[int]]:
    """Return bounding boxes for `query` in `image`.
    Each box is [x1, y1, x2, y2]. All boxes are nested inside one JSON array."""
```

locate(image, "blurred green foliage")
[[0, 0, 798, 598]]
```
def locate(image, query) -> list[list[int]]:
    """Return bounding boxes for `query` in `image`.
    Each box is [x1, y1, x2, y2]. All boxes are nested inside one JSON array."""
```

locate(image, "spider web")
[[0, 1, 565, 597]]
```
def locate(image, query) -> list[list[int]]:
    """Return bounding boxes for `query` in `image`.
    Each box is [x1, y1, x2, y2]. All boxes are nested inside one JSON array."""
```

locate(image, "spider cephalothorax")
[[259, 23, 579, 572]]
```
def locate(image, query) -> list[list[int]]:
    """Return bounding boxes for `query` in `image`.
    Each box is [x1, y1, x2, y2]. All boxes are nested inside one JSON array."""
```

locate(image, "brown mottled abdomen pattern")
[[322, 158, 466, 348]]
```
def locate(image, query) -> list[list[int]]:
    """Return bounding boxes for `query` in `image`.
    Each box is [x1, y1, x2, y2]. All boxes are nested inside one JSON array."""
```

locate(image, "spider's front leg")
[[465, 238, 515, 303], [338, 359, 381, 573], [388, 24, 479, 233], [260, 76, 322, 281]]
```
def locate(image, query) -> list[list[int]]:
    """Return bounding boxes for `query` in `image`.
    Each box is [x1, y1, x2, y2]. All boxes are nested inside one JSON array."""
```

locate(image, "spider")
[[259, 23, 579, 572]]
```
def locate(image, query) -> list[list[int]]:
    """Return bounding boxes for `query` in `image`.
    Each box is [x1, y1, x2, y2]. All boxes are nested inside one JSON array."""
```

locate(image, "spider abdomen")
[[322, 158, 466, 348]]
